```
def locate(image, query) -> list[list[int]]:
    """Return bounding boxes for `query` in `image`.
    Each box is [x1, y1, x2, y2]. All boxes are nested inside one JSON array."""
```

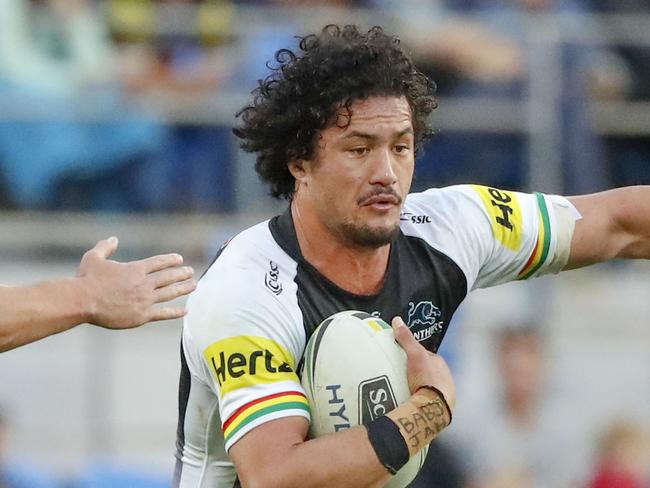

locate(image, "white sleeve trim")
[[542, 195, 580, 275]]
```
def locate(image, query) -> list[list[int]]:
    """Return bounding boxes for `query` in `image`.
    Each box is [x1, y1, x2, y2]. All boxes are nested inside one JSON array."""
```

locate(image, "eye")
[[394, 144, 411, 154], [348, 147, 369, 157]]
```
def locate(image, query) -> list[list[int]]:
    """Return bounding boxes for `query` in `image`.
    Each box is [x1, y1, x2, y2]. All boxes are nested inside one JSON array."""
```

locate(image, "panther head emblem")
[[407, 301, 444, 340]]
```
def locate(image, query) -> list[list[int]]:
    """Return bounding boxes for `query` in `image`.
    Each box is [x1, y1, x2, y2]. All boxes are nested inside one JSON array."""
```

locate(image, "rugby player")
[[1, 236, 195, 352], [173, 25, 650, 487]]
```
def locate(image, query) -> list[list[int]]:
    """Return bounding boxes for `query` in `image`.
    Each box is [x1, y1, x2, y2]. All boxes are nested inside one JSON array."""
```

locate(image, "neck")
[[291, 198, 391, 295]]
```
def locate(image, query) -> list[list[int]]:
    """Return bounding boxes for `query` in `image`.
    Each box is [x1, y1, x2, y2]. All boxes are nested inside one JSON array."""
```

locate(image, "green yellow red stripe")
[[373, 318, 391, 330], [518, 193, 551, 280], [223, 391, 309, 443], [367, 320, 382, 332]]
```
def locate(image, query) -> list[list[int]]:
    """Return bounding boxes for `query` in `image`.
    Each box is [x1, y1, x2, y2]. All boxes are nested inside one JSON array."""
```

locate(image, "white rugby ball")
[[300, 310, 428, 488]]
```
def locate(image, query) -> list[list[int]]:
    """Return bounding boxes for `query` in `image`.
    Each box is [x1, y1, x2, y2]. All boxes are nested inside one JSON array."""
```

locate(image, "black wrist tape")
[[366, 415, 409, 475]]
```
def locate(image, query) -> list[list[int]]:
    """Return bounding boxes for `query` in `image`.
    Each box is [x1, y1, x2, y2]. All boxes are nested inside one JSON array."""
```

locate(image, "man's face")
[[498, 334, 544, 396], [296, 96, 415, 248]]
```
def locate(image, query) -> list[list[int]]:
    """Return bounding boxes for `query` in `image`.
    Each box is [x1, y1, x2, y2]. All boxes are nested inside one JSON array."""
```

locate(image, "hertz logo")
[[204, 336, 297, 396], [472, 185, 523, 251], [211, 349, 292, 385]]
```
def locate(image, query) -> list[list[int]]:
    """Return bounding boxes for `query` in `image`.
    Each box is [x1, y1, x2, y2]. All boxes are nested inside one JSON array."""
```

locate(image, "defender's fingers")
[[151, 266, 194, 289], [154, 280, 197, 303], [392, 316, 421, 355], [138, 253, 184, 273], [149, 306, 188, 322], [89, 237, 119, 260]]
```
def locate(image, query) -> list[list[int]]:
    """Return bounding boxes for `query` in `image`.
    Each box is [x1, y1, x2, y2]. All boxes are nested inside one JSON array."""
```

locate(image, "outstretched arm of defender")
[[0, 237, 196, 352], [229, 317, 455, 488], [566, 186, 650, 269]]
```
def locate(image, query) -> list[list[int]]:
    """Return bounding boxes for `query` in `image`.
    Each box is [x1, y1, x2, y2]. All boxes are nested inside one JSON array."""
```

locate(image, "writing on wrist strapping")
[[415, 385, 453, 425]]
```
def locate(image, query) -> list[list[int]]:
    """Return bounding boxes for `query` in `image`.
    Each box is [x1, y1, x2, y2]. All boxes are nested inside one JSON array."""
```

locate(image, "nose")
[[369, 147, 398, 187]]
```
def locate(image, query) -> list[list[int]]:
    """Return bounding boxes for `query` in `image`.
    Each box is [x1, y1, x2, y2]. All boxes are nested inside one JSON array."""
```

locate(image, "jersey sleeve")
[[404, 185, 576, 291], [183, 251, 309, 452]]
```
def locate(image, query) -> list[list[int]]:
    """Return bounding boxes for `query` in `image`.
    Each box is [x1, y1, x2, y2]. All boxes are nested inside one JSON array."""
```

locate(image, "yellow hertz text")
[[472, 185, 523, 251], [204, 336, 297, 396]]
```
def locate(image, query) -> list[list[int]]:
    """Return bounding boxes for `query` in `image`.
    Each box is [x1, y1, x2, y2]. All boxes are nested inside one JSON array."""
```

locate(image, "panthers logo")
[[407, 301, 444, 342]]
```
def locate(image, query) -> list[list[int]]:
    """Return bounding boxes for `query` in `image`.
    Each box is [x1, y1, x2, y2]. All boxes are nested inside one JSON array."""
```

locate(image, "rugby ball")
[[300, 310, 428, 488]]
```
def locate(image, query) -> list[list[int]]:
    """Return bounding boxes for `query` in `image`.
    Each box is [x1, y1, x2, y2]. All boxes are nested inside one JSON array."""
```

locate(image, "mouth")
[[359, 193, 401, 211]]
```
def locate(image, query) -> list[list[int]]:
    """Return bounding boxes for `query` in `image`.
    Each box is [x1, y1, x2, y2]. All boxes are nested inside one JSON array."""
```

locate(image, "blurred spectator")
[[589, 0, 650, 187], [377, 0, 613, 194], [108, 0, 235, 96], [451, 325, 582, 488], [587, 0, 650, 100], [107, 0, 237, 212], [396, 0, 528, 190], [586, 421, 650, 488], [0, 0, 113, 95], [227, 0, 360, 90], [0, 0, 165, 211]]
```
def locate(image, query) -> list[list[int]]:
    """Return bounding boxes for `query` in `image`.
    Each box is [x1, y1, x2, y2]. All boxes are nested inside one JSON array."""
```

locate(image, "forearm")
[[234, 389, 450, 488], [258, 423, 391, 488], [0, 278, 91, 352], [611, 186, 650, 259], [567, 186, 650, 268], [385, 387, 450, 455]]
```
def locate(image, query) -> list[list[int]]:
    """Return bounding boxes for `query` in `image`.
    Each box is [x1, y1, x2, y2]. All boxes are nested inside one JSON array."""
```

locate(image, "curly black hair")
[[233, 24, 437, 200]]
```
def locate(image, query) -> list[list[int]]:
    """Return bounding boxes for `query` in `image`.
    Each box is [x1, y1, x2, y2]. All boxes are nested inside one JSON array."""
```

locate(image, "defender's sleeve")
[[184, 262, 309, 452], [452, 185, 578, 289]]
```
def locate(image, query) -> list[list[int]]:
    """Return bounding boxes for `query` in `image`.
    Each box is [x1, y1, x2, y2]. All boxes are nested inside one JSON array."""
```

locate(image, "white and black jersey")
[[173, 185, 577, 488]]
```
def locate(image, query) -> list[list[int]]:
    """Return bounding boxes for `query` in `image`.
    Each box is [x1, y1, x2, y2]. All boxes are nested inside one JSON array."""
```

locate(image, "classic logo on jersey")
[[407, 301, 445, 342], [204, 336, 296, 396], [359, 376, 397, 425], [400, 212, 432, 224], [472, 185, 523, 251], [264, 260, 283, 295]]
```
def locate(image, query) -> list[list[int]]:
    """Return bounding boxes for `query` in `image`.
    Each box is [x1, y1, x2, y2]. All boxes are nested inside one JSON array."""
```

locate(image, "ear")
[[288, 160, 309, 184]]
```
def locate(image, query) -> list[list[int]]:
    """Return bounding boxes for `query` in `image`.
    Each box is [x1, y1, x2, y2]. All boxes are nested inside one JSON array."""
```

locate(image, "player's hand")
[[76, 237, 197, 329], [391, 316, 456, 413]]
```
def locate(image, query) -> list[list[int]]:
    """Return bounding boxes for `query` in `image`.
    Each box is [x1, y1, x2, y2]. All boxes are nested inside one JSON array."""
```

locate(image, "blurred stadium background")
[[0, 1, 648, 487]]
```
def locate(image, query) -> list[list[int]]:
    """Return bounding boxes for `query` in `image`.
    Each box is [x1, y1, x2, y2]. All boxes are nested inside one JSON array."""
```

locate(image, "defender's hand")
[[77, 237, 196, 328]]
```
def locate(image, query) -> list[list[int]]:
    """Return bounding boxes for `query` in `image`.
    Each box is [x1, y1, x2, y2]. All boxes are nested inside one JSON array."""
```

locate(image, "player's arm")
[[566, 186, 650, 269], [229, 318, 455, 488], [0, 237, 196, 352]]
